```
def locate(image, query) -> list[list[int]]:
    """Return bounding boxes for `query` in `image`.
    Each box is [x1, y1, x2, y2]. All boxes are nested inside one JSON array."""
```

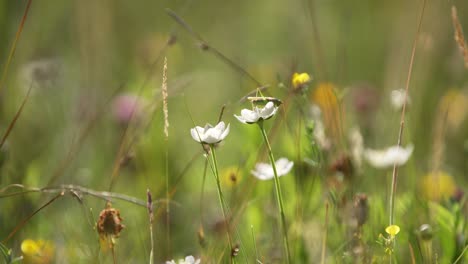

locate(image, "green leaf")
[[0, 243, 12, 264]]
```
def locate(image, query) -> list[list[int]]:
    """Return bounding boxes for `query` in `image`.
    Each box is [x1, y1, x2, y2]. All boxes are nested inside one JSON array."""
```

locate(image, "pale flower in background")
[[190, 121, 230, 144], [251, 157, 294, 180], [390, 89, 411, 110], [364, 144, 414, 168], [310, 105, 331, 150], [166, 255, 201, 264], [112, 93, 146, 125], [234, 101, 278, 124], [349, 127, 364, 168]]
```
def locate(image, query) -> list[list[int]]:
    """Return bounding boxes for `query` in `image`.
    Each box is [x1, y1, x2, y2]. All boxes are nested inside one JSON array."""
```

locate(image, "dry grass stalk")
[[452, 6, 468, 69], [162, 56, 169, 139]]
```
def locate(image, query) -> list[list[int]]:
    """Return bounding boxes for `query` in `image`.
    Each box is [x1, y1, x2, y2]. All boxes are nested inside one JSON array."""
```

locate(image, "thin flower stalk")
[[389, 0, 426, 227], [258, 121, 291, 264], [209, 145, 235, 263]]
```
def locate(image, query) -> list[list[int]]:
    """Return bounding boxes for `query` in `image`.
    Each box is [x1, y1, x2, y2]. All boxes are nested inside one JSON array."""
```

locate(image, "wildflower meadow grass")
[[0, 0, 467, 263]]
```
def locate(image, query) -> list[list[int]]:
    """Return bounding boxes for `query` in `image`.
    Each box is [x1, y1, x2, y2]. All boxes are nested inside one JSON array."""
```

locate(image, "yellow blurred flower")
[[292, 72, 312, 90], [311, 82, 338, 109], [221, 166, 243, 187], [421, 171, 456, 201], [21, 239, 54, 264], [439, 89, 468, 130], [385, 225, 400, 238], [311, 82, 342, 142]]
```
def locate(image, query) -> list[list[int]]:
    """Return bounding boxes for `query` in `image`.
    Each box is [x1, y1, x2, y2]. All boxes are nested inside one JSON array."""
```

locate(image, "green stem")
[[258, 122, 291, 264], [210, 145, 235, 263]]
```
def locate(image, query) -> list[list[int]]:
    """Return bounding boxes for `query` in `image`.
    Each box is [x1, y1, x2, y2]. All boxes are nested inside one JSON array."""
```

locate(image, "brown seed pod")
[[97, 203, 125, 240], [353, 193, 369, 227]]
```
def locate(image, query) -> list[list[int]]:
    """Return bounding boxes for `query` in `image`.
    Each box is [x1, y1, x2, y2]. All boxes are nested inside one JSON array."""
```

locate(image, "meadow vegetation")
[[0, 0, 467, 263]]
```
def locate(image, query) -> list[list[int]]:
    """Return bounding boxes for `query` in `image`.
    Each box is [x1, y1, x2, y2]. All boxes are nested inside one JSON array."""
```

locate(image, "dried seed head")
[[97, 203, 125, 243], [330, 153, 354, 179], [147, 189, 154, 223], [353, 193, 369, 227]]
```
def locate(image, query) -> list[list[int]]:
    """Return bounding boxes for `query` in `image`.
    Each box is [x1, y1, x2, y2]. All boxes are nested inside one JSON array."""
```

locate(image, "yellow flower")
[[221, 166, 243, 187], [439, 89, 468, 130], [310, 82, 342, 142], [292, 72, 312, 90], [421, 171, 456, 201], [385, 225, 400, 238], [21, 239, 54, 264]]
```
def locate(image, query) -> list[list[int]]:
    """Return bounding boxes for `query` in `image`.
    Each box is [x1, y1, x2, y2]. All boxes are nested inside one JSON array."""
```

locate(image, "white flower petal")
[[238, 109, 260, 123], [258, 102, 278, 119], [190, 122, 230, 144], [190, 126, 205, 142], [364, 144, 413, 168], [390, 89, 411, 110], [251, 158, 294, 180], [235, 102, 278, 124], [275, 158, 294, 176], [219, 123, 230, 141]]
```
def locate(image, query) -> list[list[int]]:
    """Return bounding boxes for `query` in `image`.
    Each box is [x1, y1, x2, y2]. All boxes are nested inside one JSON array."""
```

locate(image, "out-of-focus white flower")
[[349, 127, 364, 168], [390, 89, 411, 110], [166, 255, 200, 264], [234, 102, 278, 124], [190, 121, 230, 144], [310, 105, 331, 150], [364, 144, 414, 168], [251, 158, 294, 180]]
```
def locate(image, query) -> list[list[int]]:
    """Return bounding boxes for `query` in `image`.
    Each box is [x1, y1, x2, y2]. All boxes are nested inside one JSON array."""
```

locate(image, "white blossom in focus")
[[234, 102, 278, 124], [190, 121, 230, 144]]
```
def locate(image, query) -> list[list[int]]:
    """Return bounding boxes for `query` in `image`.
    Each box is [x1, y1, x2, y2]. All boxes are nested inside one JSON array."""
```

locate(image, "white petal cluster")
[[166, 256, 200, 264], [364, 144, 414, 168], [190, 121, 230, 144], [234, 102, 278, 124], [251, 158, 294, 180]]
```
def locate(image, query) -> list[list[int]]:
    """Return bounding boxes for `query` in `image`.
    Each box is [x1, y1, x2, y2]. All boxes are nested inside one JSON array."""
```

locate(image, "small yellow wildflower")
[[421, 171, 456, 202], [385, 225, 400, 238], [292, 72, 312, 90], [221, 166, 243, 187], [21, 239, 54, 264], [439, 89, 468, 130]]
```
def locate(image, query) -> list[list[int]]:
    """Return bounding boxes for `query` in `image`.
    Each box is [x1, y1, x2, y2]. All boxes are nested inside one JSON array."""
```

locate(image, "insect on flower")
[[247, 96, 282, 106]]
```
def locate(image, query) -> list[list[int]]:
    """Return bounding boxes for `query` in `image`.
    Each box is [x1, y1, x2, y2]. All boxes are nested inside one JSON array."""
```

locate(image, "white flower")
[[166, 256, 200, 264], [190, 121, 230, 144], [251, 158, 294, 180], [364, 144, 414, 168], [390, 89, 411, 110], [234, 102, 278, 124]]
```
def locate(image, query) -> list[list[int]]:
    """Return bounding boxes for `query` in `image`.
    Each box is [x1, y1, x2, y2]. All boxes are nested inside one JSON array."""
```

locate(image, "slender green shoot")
[[258, 121, 291, 264]]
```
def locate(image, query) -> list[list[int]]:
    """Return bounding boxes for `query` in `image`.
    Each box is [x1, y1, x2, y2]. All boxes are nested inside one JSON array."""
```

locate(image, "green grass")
[[0, 0, 467, 263]]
